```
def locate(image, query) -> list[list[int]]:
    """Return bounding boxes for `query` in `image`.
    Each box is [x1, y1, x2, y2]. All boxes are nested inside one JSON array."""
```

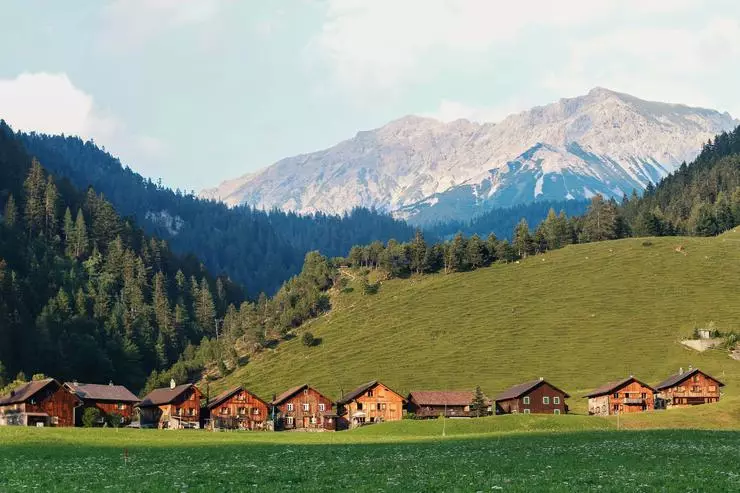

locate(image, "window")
[[220, 407, 229, 415], [303, 389, 308, 395], [382, 403, 386, 410], [367, 390, 374, 397], [709, 385, 717, 392], [310, 416, 317, 424], [238, 407, 246, 415], [692, 375, 699, 382], [188, 408, 195, 416], [287, 403, 294, 412], [117, 403, 125, 410], [522, 396, 530, 404], [286, 416, 294, 426], [303, 403, 310, 412], [542, 396, 550, 405], [319, 403, 325, 412], [641, 393, 647, 399], [252, 408, 260, 415], [357, 403, 363, 411], [523, 409, 530, 414], [376, 403, 382, 410], [692, 386, 701, 393], [554, 409, 560, 415], [553, 397, 560, 405]]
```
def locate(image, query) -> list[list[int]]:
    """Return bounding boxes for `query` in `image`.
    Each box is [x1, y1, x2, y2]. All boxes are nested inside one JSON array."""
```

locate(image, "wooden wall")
[[496, 383, 568, 415], [588, 380, 655, 415], [275, 387, 334, 430], [658, 372, 722, 407], [26, 383, 80, 427], [208, 390, 269, 430], [342, 383, 405, 425]]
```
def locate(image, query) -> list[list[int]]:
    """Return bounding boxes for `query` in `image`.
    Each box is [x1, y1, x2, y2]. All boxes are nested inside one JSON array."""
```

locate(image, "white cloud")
[[315, 0, 699, 91], [100, 0, 229, 49], [0, 72, 168, 164], [543, 17, 740, 116]]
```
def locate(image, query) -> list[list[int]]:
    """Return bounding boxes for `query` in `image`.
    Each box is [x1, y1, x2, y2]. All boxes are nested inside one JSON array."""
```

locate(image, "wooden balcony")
[[622, 398, 645, 405]]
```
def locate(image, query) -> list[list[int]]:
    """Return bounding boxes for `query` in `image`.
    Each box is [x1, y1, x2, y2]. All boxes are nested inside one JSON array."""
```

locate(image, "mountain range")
[[202, 88, 738, 225]]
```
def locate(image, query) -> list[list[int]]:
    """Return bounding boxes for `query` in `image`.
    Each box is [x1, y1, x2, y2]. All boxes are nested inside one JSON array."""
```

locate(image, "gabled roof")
[[584, 376, 656, 398], [271, 384, 311, 406], [408, 390, 491, 407], [336, 380, 406, 405], [494, 378, 570, 401], [138, 383, 197, 407], [207, 386, 268, 409], [655, 368, 725, 391], [0, 379, 72, 405], [64, 382, 139, 403]]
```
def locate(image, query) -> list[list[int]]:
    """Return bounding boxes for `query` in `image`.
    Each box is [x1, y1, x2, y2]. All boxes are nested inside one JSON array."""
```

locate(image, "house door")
[[303, 416, 311, 428]]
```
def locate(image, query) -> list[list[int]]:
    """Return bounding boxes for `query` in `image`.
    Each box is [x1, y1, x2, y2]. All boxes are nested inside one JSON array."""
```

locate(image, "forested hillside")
[[0, 122, 243, 391], [18, 132, 415, 296]]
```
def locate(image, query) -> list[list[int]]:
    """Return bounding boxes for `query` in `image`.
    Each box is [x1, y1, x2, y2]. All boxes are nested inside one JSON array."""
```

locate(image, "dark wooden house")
[[655, 368, 724, 408], [407, 390, 492, 418], [494, 378, 569, 415], [64, 381, 139, 426], [270, 384, 336, 431], [203, 386, 269, 430], [0, 378, 81, 427], [138, 380, 202, 429], [585, 376, 656, 416], [336, 380, 406, 428]]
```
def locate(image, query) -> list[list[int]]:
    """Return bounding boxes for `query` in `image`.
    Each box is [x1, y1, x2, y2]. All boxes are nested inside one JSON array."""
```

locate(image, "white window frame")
[[286, 416, 294, 425], [287, 403, 294, 412], [553, 397, 560, 404], [554, 409, 561, 415], [523, 409, 531, 414], [543, 396, 550, 405], [303, 403, 310, 412], [522, 396, 530, 405], [319, 403, 325, 412]]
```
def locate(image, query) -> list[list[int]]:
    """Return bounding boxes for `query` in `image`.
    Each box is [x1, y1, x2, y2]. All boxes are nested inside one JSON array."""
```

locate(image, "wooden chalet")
[[585, 376, 656, 416], [336, 380, 406, 428], [494, 378, 569, 415], [203, 386, 269, 430], [64, 381, 139, 426], [0, 378, 81, 427], [654, 367, 724, 408], [270, 384, 336, 431], [407, 390, 492, 419], [137, 380, 202, 429]]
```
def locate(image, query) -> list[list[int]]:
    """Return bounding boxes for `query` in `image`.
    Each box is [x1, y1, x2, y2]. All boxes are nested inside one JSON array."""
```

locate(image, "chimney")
[[539, 377, 544, 381], [9, 390, 15, 397], [170, 378, 176, 389], [73, 380, 78, 386], [688, 365, 693, 372], [679, 367, 683, 375], [109, 380, 114, 386]]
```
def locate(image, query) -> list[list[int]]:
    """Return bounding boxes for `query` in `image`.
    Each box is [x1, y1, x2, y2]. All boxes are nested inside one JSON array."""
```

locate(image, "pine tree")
[[23, 158, 46, 236], [43, 175, 59, 239], [470, 386, 488, 417], [410, 230, 428, 274], [465, 234, 485, 269], [63, 207, 74, 257], [73, 209, 89, 258], [195, 277, 216, 336], [513, 219, 533, 258], [3, 194, 18, 228], [153, 272, 173, 335]]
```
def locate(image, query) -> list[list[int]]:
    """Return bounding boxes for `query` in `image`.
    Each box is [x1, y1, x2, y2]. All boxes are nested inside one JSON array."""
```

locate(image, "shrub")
[[82, 407, 102, 428], [107, 413, 123, 428], [641, 241, 653, 247], [302, 332, 315, 347]]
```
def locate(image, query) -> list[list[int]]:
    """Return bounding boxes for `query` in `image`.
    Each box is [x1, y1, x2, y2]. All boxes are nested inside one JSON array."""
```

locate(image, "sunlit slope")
[[215, 230, 740, 415]]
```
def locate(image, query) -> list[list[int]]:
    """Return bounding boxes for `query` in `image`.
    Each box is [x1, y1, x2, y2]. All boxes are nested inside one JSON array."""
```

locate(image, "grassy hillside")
[[211, 230, 740, 417]]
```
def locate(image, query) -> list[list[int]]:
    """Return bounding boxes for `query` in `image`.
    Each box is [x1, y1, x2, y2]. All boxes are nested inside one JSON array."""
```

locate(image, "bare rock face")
[[201, 88, 738, 224]]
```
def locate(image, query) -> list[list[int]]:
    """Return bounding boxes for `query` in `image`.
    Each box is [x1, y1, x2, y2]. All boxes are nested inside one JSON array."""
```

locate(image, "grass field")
[[1, 424, 739, 492], [211, 230, 740, 419]]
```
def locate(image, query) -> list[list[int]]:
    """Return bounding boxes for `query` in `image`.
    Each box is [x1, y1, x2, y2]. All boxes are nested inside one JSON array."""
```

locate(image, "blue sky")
[[1, 0, 739, 191]]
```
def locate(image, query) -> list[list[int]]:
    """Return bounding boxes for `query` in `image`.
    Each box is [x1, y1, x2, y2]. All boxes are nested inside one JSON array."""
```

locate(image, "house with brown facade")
[[586, 376, 656, 416], [0, 378, 82, 427], [64, 381, 139, 426], [336, 380, 406, 428], [494, 378, 569, 415], [203, 386, 269, 430], [270, 384, 336, 431], [138, 380, 202, 429], [407, 390, 492, 418], [654, 368, 724, 408]]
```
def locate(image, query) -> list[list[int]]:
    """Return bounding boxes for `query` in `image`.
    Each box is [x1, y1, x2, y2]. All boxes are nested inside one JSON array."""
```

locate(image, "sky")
[[1, 0, 739, 191]]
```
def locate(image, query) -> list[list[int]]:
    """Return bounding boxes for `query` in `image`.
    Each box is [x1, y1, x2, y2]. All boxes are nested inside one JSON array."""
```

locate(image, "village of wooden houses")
[[0, 367, 724, 431]]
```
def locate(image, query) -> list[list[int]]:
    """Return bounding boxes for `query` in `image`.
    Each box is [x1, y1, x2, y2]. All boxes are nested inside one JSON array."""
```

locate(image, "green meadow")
[[213, 231, 740, 418], [1, 423, 739, 492]]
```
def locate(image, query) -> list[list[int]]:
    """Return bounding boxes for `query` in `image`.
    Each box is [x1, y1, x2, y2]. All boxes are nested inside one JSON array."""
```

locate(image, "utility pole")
[[442, 402, 447, 437]]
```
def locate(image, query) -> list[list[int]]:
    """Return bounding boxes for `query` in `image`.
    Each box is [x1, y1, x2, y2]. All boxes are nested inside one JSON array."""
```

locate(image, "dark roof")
[[655, 368, 725, 390], [336, 380, 406, 405], [65, 382, 139, 403], [0, 379, 63, 405], [494, 378, 570, 401], [271, 384, 310, 405], [207, 386, 268, 409], [584, 376, 656, 398], [409, 390, 491, 407], [138, 383, 196, 407]]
